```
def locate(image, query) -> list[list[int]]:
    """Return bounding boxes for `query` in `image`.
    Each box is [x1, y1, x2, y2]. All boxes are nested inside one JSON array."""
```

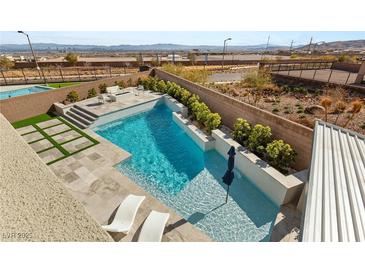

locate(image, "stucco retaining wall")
[[153, 68, 313, 170], [0, 113, 112, 242], [212, 129, 304, 206], [0, 72, 149, 123]]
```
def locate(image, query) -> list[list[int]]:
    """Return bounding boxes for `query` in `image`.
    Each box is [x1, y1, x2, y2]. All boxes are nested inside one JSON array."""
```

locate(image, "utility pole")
[[308, 37, 313, 54], [289, 40, 294, 53], [261, 35, 270, 60]]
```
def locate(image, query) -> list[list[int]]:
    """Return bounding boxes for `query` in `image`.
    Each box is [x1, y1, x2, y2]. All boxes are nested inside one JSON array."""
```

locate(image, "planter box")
[[212, 129, 304, 206], [163, 95, 188, 117], [172, 112, 215, 151]]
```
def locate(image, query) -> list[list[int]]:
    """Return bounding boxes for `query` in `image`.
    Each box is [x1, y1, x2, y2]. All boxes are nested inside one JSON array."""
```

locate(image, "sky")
[[1, 31, 364, 46]]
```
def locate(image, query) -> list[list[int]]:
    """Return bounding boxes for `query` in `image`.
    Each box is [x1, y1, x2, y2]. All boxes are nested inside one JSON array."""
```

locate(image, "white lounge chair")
[[138, 210, 170, 242], [106, 86, 121, 95], [102, 194, 145, 233]]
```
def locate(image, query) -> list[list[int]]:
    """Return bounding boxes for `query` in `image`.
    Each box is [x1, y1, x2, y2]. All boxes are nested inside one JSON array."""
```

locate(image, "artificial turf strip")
[[12, 114, 100, 165], [12, 113, 56, 129], [56, 117, 99, 145], [46, 82, 82, 89], [33, 124, 69, 156]]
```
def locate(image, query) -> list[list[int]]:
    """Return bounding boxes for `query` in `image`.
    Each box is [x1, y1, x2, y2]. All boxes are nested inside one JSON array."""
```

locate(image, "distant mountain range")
[[0, 43, 288, 53], [1, 39, 364, 53], [297, 39, 365, 51]]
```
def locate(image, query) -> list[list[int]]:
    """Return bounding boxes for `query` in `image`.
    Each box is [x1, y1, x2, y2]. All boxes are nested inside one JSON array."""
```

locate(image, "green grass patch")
[[13, 114, 99, 165], [12, 113, 56, 129], [46, 82, 81, 89]]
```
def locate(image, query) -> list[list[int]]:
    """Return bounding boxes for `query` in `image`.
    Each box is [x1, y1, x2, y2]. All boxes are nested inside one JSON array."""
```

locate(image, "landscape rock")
[[305, 105, 325, 115]]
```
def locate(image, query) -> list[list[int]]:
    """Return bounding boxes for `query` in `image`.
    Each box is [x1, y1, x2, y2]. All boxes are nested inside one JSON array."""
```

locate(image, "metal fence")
[[0, 66, 138, 86], [262, 61, 359, 86]]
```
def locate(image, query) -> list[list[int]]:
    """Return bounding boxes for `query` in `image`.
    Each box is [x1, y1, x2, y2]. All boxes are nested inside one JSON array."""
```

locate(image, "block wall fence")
[[0, 72, 149, 122], [153, 68, 313, 170]]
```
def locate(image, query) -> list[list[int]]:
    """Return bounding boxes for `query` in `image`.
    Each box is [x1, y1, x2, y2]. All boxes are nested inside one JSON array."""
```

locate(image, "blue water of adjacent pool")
[[95, 103, 279, 241], [0, 85, 53, 100]]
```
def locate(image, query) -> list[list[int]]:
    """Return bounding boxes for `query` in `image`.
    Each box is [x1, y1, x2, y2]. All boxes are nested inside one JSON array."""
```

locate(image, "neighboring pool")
[[0, 85, 53, 100], [95, 103, 279, 241]]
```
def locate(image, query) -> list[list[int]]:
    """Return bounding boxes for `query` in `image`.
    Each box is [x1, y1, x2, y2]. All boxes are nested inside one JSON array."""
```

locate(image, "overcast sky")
[[1, 31, 364, 46]]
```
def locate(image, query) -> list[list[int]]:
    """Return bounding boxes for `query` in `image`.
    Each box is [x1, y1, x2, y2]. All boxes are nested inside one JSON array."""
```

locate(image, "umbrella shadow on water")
[[164, 203, 226, 233]]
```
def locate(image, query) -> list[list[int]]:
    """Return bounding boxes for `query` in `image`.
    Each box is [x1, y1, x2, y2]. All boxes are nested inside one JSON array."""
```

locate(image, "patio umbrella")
[[222, 146, 236, 203]]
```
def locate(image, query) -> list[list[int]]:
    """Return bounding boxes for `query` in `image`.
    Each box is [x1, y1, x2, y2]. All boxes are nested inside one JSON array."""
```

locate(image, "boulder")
[[304, 105, 325, 115]]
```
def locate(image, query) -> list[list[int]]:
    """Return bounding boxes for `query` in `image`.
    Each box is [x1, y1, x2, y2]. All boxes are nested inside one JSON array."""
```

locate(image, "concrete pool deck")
[[73, 88, 162, 117], [49, 129, 212, 242]]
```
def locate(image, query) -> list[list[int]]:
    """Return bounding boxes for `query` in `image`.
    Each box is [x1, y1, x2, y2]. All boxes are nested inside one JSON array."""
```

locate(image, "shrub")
[[204, 112, 221, 133], [233, 118, 251, 146], [127, 78, 134, 86], [66, 91, 79, 103], [187, 94, 200, 113], [194, 102, 210, 125], [98, 83, 107, 93], [180, 89, 192, 105], [272, 107, 279, 113], [156, 80, 167, 93], [266, 140, 297, 174], [116, 80, 126, 89], [87, 88, 97, 98], [248, 124, 272, 154], [243, 70, 272, 91], [64, 52, 78, 65]]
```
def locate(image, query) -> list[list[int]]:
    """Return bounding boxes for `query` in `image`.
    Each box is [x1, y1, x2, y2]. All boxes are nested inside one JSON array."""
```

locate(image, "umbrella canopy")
[[222, 170, 234, 186], [227, 146, 236, 171], [222, 146, 236, 203], [222, 146, 236, 186]]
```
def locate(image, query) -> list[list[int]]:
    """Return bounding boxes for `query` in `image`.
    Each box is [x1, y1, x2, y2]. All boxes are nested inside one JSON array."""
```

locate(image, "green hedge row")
[[233, 118, 296, 174], [141, 76, 221, 133]]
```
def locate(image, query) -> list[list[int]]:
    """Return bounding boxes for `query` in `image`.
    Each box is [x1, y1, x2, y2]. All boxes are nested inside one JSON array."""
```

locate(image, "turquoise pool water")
[[0, 85, 52, 100], [96, 103, 279, 241]]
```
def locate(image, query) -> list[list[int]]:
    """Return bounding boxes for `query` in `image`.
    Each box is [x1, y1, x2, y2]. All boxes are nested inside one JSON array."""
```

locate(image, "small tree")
[[266, 140, 297, 174], [0, 56, 15, 69], [334, 100, 347, 125], [187, 52, 196, 65], [98, 83, 107, 93], [66, 91, 79, 103], [343, 100, 363, 128], [248, 124, 272, 155], [87, 88, 97, 98], [233, 118, 252, 146], [320, 97, 332, 122], [64, 52, 78, 66], [204, 112, 221, 133]]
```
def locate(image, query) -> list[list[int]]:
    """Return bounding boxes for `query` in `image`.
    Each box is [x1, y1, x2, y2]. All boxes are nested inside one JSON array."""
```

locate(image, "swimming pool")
[[0, 85, 53, 100], [95, 103, 279, 241]]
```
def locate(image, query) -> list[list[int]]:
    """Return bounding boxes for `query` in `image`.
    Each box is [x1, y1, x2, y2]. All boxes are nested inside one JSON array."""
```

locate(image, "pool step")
[[62, 113, 89, 129], [69, 107, 97, 122], [74, 105, 99, 118], [63, 105, 98, 129]]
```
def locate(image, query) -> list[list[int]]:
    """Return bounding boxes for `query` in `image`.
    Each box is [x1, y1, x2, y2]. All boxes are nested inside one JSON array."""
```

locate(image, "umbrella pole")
[[225, 185, 230, 203]]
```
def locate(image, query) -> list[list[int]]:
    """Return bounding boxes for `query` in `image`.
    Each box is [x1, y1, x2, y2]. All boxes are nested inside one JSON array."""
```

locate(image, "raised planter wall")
[[153, 68, 313, 170], [0, 72, 149, 123], [212, 129, 304, 206]]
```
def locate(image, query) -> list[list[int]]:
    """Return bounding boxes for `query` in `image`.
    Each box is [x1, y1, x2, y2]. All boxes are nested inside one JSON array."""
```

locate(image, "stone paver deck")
[[36, 119, 62, 129], [38, 147, 64, 163], [76, 88, 162, 116], [270, 204, 301, 242], [29, 138, 54, 152], [62, 137, 94, 153], [22, 131, 44, 143], [50, 129, 212, 242], [16, 125, 36, 135], [43, 124, 71, 136], [52, 130, 81, 144]]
